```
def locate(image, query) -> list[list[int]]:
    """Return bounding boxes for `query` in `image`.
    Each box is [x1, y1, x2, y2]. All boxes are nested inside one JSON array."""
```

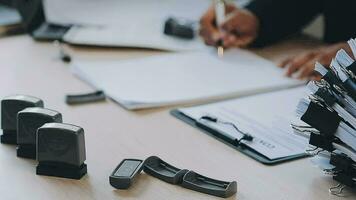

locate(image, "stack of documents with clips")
[[294, 38, 356, 192]]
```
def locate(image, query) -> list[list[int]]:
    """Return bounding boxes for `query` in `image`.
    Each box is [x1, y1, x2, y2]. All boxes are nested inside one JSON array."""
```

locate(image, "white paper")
[[310, 154, 334, 171], [43, 0, 249, 51], [63, 23, 205, 51], [44, 0, 211, 26], [178, 87, 309, 160], [71, 49, 303, 110]]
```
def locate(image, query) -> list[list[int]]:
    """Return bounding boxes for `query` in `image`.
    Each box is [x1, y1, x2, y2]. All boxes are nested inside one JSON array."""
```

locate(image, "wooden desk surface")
[[0, 36, 354, 200]]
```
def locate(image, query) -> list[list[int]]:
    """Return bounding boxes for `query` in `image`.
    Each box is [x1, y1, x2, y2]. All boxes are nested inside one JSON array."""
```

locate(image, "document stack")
[[294, 38, 356, 195]]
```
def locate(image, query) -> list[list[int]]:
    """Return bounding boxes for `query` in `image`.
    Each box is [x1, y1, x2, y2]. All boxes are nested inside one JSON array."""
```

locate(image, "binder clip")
[[312, 84, 338, 106], [181, 171, 237, 198], [1, 95, 44, 144], [348, 61, 356, 74], [329, 154, 356, 193], [333, 173, 355, 189], [330, 153, 356, 175], [164, 17, 195, 39], [65, 90, 106, 105], [110, 159, 144, 189], [315, 63, 345, 90], [17, 107, 62, 159], [300, 98, 340, 135], [36, 123, 87, 179], [308, 133, 334, 152], [143, 156, 188, 184]]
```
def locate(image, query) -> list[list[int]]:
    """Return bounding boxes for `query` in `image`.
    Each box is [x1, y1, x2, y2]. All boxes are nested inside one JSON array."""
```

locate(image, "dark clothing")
[[245, 0, 356, 47]]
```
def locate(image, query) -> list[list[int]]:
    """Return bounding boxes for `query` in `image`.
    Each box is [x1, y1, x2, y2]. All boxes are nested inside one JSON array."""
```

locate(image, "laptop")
[[14, 0, 71, 41]]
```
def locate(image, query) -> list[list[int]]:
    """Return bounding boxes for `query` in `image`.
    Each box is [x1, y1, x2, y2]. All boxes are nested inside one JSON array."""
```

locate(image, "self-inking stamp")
[[110, 159, 144, 189], [1, 95, 44, 144], [17, 108, 62, 159], [164, 17, 195, 39], [36, 123, 87, 179]]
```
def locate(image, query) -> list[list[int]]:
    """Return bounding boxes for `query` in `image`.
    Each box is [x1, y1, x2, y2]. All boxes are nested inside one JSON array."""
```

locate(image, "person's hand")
[[279, 42, 353, 80], [199, 4, 259, 48]]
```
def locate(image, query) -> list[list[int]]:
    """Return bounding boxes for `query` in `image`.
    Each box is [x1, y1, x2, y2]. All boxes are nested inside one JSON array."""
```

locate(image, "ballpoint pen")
[[215, 0, 225, 57]]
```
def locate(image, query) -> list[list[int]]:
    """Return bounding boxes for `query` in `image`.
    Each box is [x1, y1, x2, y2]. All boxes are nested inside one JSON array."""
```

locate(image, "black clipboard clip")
[[198, 115, 253, 145]]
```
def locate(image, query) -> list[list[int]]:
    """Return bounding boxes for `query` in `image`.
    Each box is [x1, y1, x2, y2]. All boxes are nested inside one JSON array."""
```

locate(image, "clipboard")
[[171, 109, 308, 165]]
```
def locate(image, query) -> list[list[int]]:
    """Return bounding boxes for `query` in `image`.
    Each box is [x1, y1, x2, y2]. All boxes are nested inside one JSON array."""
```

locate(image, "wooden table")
[[0, 35, 354, 200]]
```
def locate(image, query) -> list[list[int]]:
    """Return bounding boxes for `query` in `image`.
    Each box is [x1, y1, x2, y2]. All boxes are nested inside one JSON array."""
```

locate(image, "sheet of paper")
[[43, 0, 241, 51], [43, 0, 211, 26], [178, 87, 309, 160], [71, 49, 303, 110], [310, 155, 334, 171], [63, 22, 205, 51]]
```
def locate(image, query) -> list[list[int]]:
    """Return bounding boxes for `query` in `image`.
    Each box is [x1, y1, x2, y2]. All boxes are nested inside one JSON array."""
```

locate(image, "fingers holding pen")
[[199, 3, 259, 48], [199, 6, 222, 46]]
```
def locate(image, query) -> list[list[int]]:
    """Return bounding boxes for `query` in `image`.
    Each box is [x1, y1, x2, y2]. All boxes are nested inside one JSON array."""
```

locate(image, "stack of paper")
[[295, 39, 356, 190], [44, 0, 211, 26], [71, 49, 302, 110]]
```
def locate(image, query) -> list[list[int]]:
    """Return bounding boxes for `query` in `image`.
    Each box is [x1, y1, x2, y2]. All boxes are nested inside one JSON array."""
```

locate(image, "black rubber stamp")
[[164, 17, 195, 39], [17, 107, 62, 159], [36, 123, 87, 179], [1, 95, 44, 144], [110, 159, 144, 189]]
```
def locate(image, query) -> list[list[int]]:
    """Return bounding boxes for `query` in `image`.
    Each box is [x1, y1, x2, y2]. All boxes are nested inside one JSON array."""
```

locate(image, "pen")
[[53, 40, 72, 63], [215, 0, 225, 57]]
